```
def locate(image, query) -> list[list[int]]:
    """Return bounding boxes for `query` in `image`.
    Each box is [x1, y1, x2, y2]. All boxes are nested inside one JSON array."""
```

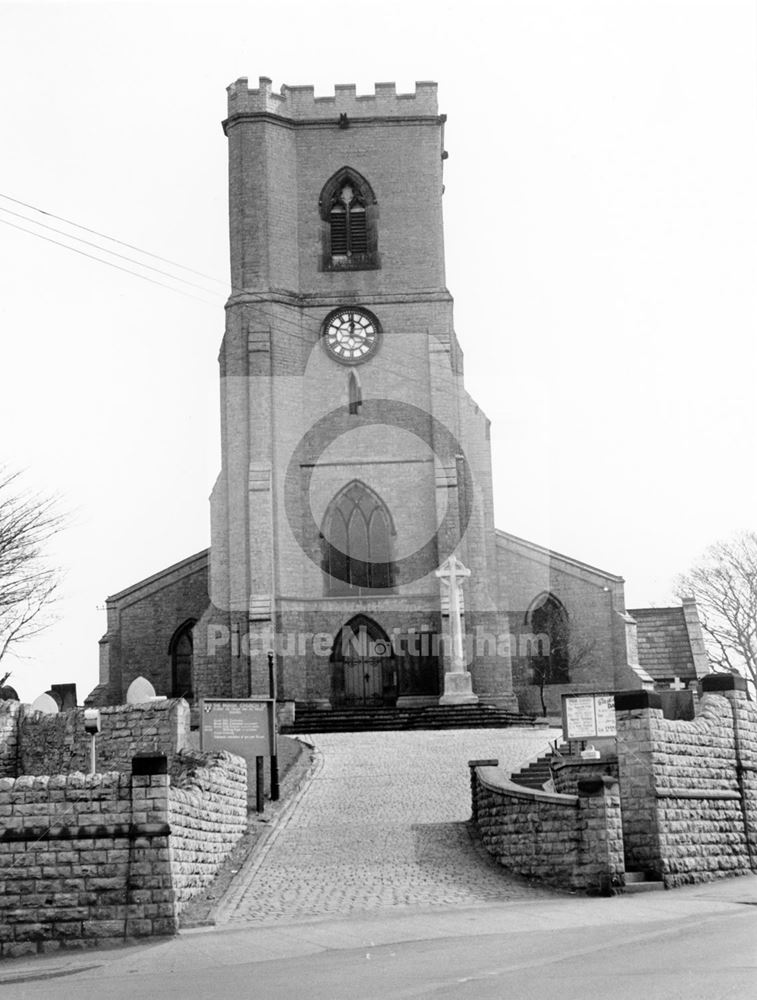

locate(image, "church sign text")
[[562, 693, 617, 740], [200, 698, 275, 758]]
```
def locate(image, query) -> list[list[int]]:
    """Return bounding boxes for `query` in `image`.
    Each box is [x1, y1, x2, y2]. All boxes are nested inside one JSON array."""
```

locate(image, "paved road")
[[7, 879, 757, 998], [215, 727, 562, 925]]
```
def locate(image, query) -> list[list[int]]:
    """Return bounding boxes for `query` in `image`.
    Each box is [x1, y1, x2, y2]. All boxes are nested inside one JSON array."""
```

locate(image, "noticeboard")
[[562, 693, 616, 740], [200, 698, 275, 759]]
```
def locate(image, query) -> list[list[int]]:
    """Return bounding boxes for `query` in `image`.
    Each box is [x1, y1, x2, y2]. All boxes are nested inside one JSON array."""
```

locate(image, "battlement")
[[226, 77, 439, 120]]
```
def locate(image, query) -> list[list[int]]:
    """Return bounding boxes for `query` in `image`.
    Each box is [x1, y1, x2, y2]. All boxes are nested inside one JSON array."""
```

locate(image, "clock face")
[[323, 309, 379, 364]]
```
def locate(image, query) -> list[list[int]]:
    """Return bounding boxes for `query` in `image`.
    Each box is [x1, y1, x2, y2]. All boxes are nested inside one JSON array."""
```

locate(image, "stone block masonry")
[[470, 762, 625, 893], [471, 679, 757, 895], [616, 681, 757, 887], [0, 750, 247, 958], [0, 699, 190, 778], [168, 749, 248, 911]]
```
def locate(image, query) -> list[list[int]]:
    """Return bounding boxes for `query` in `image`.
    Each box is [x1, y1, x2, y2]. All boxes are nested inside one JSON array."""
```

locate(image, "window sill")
[[322, 254, 381, 272]]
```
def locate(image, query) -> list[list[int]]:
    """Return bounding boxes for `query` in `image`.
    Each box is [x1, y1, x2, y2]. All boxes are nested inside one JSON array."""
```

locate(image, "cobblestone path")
[[215, 728, 562, 925]]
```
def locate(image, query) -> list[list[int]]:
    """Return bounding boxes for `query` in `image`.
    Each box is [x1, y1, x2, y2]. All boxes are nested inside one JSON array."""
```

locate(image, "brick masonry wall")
[[616, 687, 757, 887], [6, 700, 191, 777], [168, 749, 248, 912], [470, 762, 624, 893], [100, 556, 209, 705], [496, 537, 622, 716]]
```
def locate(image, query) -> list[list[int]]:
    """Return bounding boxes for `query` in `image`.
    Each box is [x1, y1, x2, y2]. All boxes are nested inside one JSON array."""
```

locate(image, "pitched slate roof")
[[627, 607, 699, 683]]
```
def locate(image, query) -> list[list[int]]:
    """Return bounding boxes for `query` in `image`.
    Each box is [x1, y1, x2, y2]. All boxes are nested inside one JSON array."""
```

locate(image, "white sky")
[[1, 0, 755, 702]]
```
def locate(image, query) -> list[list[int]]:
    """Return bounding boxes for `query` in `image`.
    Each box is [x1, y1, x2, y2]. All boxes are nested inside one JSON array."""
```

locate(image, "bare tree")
[[0, 468, 63, 665], [675, 531, 757, 692]]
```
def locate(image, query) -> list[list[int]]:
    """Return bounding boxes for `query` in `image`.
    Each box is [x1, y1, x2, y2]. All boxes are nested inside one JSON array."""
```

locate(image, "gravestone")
[[30, 692, 59, 715], [126, 676, 157, 705], [50, 683, 77, 709]]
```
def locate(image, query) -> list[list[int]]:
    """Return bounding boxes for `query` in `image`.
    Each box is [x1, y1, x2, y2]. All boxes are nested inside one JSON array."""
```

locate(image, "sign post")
[[200, 698, 275, 812], [268, 651, 280, 802]]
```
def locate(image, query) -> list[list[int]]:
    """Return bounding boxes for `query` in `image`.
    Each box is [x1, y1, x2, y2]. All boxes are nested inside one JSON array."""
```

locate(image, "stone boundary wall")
[[0, 699, 191, 778], [168, 750, 248, 912], [0, 702, 17, 776], [552, 757, 619, 796], [0, 752, 247, 958], [616, 684, 757, 887], [471, 679, 757, 894], [470, 761, 624, 893]]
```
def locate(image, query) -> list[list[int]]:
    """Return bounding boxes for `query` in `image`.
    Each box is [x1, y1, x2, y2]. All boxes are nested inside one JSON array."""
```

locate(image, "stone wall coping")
[[9, 697, 185, 718], [475, 765, 579, 807], [1, 821, 171, 842], [0, 770, 125, 792], [552, 756, 619, 771], [655, 788, 741, 800], [577, 775, 619, 795], [701, 673, 748, 693], [615, 690, 663, 712], [132, 753, 169, 775]]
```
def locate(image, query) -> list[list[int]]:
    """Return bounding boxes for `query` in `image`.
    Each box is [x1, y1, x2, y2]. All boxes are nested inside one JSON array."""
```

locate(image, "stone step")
[[622, 871, 665, 892], [511, 777, 550, 789], [509, 742, 570, 790], [282, 704, 538, 734]]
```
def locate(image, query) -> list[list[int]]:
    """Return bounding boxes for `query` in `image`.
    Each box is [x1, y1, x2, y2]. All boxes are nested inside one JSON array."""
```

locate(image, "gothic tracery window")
[[319, 167, 379, 271], [321, 481, 395, 594]]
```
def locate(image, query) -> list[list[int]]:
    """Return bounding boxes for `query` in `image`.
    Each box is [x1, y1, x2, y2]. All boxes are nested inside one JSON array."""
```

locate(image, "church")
[[86, 78, 710, 720]]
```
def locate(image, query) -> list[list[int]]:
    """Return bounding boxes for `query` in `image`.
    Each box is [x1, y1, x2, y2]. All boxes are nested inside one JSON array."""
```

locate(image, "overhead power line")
[[0, 192, 469, 398], [0, 217, 220, 307], [0, 191, 226, 285], [0, 204, 225, 298]]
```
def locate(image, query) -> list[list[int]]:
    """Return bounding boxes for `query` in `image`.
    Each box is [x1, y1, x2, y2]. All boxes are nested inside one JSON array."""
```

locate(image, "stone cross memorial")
[[436, 555, 478, 705]]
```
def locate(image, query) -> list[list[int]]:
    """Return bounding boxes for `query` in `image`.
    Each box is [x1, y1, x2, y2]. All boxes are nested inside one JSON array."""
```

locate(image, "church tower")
[[193, 77, 518, 715]]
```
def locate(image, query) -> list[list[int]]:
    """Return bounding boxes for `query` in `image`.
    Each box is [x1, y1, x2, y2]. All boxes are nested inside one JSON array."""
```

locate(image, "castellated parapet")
[[226, 76, 439, 119]]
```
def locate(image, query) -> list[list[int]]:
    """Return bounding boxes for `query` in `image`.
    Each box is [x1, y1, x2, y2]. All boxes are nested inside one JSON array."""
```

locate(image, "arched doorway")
[[331, 615, 397, 706]]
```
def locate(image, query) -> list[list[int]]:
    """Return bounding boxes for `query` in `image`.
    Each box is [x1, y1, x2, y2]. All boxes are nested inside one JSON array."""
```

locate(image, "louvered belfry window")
[[330, 183, 367, 258], [320, 167, 378, 271]]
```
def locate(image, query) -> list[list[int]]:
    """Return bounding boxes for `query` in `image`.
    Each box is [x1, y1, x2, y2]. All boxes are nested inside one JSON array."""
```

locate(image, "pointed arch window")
[[168, 620, 196, 700], [321, 482, 396, 595], [348, 370, 362, 415], [319, 167, 380, 271], [526, 594, 570, 685]]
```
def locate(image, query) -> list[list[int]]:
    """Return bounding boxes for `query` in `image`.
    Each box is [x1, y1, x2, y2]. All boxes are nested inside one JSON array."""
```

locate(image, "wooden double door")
[[331, 616, 396, 706]]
